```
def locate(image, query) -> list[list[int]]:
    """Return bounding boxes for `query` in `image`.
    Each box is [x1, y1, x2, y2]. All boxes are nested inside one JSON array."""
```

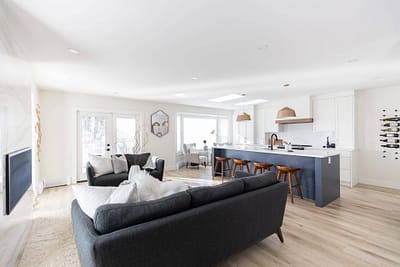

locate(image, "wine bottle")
[[381, 117, 400, 122], [380, 138, 400, 143], [381, 127, 400, 132], [381, 122, 400, 127], [380, 133, 400, 137], [381, 144, 400, 148]]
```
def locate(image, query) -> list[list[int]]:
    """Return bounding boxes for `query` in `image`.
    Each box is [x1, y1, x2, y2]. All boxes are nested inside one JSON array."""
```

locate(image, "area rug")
[[18, 215, 79, 267], [18, 188, 79, 267]]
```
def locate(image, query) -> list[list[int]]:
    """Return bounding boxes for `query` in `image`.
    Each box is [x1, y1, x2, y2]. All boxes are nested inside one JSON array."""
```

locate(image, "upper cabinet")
[[335, 95, 354, 149], [312, 93, 354, 149], [313, 98, 335, 132]]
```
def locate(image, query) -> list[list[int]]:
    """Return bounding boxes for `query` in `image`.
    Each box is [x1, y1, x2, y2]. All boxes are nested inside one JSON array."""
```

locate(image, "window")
[[183, 117, 216, 149], [177, 113, 231, 152]]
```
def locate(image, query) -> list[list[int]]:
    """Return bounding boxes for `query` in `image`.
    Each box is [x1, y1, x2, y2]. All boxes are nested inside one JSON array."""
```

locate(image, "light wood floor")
[[169, 167, 400, 267], [22, 167, 400, 267]]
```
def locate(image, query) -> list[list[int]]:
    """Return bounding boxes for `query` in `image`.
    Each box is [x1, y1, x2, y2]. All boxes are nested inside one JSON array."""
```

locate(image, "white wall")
[[39, 90, 232, 187], [356, 86, 400, 189], [0, 34, 35, 267]]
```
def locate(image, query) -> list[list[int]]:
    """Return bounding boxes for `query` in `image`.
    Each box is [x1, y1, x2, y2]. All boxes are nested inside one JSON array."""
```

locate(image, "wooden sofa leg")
[[276, 228, 284, 243]]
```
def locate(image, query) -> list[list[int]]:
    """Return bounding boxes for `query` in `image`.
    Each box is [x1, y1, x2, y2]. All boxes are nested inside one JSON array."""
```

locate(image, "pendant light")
[[277, 107, 296, 118], [236, 112, 251, 121]]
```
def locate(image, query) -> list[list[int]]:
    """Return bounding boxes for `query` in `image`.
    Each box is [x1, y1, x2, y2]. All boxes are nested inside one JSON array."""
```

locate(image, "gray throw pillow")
[[111, 154, 129, 174]]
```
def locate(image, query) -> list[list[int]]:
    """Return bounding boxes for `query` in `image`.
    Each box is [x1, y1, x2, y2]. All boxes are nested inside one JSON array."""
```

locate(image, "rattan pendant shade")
[[236, 112, 251, 121], [277, 107, 296, 118]]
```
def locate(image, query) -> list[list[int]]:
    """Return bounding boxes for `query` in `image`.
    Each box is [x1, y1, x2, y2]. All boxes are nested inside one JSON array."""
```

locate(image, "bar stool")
[[253, 162, 273, 174], [276, 166, 304, 204], [213, 157, 232, 182], [231, 159, 250, 177]]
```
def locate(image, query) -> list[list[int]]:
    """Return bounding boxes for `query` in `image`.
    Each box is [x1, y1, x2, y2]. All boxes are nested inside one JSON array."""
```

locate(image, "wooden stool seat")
[[253, 162, 273, 174], [232, 159, 250, 177], [213, 157, 231, 181], [276, 165, 303, 204]]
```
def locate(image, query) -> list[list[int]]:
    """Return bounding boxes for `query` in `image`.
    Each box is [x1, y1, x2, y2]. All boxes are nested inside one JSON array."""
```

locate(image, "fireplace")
[[5, 148, 32, 215]]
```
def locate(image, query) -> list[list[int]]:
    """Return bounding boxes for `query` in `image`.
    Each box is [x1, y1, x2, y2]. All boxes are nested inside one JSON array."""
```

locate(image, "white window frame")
[[176, 113, 231, 153]]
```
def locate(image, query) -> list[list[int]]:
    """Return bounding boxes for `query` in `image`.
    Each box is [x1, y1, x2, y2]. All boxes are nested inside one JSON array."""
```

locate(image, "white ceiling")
[[2, 0, 400, 109]]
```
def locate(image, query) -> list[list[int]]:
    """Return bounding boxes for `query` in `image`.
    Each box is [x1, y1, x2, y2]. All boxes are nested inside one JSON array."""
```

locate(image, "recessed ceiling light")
[[67, 48, 80, 54], [209, 94, 246, 103], [283, 83, 290, 87], [235, 99, 269, 106], [174, 93, 185, 97], [191, 77, 199, 80]]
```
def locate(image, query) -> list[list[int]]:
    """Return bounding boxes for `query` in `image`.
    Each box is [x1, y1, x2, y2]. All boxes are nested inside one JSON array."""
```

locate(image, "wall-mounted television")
[[5, 147, 32, 215]]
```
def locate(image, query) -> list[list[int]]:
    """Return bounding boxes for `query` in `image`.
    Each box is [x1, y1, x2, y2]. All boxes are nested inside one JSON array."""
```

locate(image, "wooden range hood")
[[275, 106, 313, 124]]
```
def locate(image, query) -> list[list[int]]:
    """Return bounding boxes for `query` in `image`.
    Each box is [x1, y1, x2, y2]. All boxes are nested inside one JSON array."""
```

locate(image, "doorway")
[[77, 111, 139, 181]]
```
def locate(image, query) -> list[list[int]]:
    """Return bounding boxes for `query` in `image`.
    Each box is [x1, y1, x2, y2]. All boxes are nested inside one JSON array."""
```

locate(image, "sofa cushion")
[[93, 191, 191, 234], [111, 154, 128, 174], [187, 179, 244, 208], [93, 173, 128, 186], [108, 181, 139, 204], [124, 153, 151, 169], [234, 171, 278, 192], [88, 154, 114, 177]]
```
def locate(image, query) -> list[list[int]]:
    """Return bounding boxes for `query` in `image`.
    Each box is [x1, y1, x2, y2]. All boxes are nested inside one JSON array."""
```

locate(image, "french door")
[[77, 111, 139, 181]]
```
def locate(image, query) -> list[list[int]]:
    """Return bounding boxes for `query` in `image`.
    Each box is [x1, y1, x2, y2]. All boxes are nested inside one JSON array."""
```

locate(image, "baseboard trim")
[[357, 178, 400, 190]]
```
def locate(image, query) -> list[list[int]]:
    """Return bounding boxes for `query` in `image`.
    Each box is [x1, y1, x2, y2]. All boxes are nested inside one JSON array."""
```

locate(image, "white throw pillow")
[[128, 165, 141, 182], [88, 154, 113, 177], [108, 181, 139, 204], [72, 185, 115, 219], [129, 171, 189, 201], [143, 155, 158, 170], [159, 180, 189, 198], [129, 171, 161, 201], [111, 154, 128, 174]]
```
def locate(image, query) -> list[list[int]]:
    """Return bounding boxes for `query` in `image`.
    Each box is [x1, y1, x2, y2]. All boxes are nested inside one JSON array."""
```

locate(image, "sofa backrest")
[[187, 179, 244, 208], [119, 153, 150, 169], [93, 172, 278, 234], [234, 171, 278, 192], [94, 191, 191, 234]]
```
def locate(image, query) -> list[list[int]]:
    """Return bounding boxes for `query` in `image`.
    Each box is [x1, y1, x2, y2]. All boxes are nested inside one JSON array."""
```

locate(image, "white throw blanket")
[[128, 170, 188, 201]]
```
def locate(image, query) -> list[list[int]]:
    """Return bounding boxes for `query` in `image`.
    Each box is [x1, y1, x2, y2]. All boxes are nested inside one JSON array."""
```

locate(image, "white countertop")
[[212, 144, 341, 158]]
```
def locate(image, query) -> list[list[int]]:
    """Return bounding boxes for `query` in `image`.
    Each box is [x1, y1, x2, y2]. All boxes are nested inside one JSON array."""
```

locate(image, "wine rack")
[[380, 109, 399, 160]]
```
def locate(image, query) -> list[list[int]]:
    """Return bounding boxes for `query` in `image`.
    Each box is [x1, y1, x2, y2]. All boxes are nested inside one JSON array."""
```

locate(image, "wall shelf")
[[275, 118, 314, 124]]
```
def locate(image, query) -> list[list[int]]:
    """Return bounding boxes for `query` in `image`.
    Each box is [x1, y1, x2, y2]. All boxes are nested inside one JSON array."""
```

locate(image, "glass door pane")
[[78, 113, 111, 179], [115, 117, 137, 154]]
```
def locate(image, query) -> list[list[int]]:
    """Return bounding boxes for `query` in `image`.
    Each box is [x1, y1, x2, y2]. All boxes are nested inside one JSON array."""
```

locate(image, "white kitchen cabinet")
[[313, 98, 335, 132], [335, 95, 354, 149], [312, 93, 354, 149], [337, 149, 357, 187], [254, 107, 265, 144]]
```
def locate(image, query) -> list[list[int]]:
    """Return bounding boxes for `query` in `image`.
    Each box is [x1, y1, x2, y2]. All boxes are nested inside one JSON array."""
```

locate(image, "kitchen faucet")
[[270, 133, 278, 150]]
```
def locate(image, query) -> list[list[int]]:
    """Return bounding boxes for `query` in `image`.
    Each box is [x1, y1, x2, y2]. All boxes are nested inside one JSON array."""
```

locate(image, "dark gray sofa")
[[86, 153, 164, 186], [71, 171, 288, 267]]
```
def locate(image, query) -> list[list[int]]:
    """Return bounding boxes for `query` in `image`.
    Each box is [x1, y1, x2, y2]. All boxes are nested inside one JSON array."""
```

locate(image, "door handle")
[[106, 148, 110, 152], [106, 144, 111, 147]]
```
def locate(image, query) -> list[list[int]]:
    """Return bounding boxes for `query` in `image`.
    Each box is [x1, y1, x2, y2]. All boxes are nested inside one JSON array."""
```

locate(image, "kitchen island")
[[212, 145, 340, 207]]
